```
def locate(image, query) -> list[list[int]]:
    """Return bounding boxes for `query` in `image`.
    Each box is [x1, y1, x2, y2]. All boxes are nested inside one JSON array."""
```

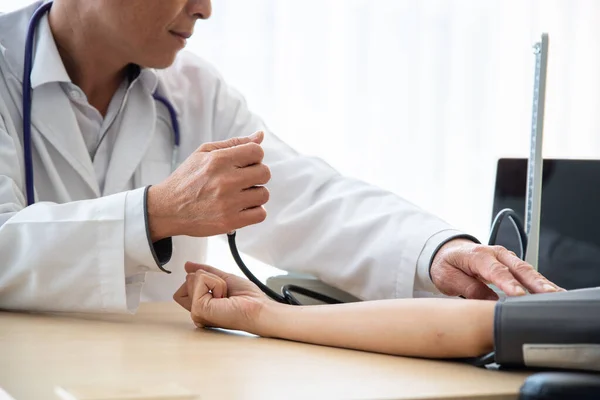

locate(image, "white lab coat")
[[0, 2, 466, 313]]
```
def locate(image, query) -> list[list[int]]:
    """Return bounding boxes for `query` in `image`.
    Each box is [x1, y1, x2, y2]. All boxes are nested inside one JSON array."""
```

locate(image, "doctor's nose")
[[187, 0, 212, 20]]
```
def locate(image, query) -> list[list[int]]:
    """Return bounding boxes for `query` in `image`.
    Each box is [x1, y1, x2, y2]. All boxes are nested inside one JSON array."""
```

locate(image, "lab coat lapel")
[[102, 87, 155, 195], [30, 85, 100, 196]]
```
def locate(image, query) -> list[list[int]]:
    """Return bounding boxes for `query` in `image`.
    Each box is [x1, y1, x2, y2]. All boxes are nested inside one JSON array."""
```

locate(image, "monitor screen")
[[492, 158, 600, 290]]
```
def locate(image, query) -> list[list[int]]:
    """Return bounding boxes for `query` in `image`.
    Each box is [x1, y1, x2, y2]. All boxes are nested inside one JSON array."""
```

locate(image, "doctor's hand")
[[173, 262, 272, 335], [430, 239, 564, 300], [147, 131, 271, 241]]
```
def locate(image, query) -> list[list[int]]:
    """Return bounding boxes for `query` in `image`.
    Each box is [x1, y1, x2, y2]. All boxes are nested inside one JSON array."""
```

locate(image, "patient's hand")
[[173, 262, 271, 334]]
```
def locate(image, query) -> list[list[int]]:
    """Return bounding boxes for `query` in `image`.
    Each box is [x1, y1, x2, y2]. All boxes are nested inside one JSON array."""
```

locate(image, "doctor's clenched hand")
[[430, 239, 564, 300], [147, 131, 271, 241]]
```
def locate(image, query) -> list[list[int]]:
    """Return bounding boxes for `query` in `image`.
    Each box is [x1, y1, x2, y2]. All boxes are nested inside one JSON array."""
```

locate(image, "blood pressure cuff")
[[493, 287, 600, 372]]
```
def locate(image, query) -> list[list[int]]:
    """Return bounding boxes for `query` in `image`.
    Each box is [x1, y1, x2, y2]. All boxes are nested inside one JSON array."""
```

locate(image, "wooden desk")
[[0, 302, 530, 400]]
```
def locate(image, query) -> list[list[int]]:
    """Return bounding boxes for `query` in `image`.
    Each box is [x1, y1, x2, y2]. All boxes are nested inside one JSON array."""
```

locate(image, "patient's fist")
[[173, 262, 270, 334]]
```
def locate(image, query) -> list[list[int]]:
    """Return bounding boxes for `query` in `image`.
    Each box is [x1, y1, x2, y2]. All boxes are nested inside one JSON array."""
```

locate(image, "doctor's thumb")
[[248, 130, 264, 144]]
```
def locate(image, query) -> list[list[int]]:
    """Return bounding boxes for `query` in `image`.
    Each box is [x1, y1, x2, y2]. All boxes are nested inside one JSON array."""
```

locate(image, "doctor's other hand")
[[147, 131, 271, 241], [430, 239, 564, 300], [173, 262, 271, 335]]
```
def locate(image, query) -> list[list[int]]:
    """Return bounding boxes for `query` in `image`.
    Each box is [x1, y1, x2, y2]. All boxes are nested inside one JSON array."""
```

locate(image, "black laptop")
[[492, 158, 600, 290]]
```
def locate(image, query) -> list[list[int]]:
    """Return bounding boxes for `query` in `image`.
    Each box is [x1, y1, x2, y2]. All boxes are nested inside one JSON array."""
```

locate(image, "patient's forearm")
[[258, 299, 495, 358]]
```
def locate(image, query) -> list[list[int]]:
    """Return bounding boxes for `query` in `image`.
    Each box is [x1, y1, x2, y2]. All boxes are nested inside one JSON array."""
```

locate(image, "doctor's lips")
[[170, 30, 193, 40]]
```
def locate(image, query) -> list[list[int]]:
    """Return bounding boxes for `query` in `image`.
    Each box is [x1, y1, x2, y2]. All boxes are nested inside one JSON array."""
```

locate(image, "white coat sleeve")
[[0, 116, 171, 313], [206, 70, 479, 300]]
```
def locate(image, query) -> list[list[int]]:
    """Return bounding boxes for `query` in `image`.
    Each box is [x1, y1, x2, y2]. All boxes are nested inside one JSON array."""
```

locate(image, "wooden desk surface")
[[0, 302, 530, 400]]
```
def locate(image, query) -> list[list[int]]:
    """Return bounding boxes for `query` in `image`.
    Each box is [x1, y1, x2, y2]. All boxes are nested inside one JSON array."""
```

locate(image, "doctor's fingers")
[[205, 142, 264, 170], [495, 249, 564, 294], [237, 206, 268, 228], [228, 142, 265, 168], [467, 246, 562, 297], [237, 186, 270, 210], [466, 250, 530, 297], [234, 164, 271, 188], [198, 131, 264, 152]]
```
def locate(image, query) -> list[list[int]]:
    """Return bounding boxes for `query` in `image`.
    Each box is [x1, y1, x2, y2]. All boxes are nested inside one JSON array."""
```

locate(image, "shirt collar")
[[125, 63, 157, 93], [29, 13, 71, 89], [138, 67, 159, 94]]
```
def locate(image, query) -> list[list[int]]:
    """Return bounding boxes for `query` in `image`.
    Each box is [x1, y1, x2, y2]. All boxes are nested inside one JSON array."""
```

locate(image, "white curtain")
[[3, 0, 600, 280]]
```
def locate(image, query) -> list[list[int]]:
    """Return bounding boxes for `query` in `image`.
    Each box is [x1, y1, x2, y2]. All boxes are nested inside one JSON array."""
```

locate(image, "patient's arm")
[[174, 263, 495, 359], [260, 298, 495, 358]]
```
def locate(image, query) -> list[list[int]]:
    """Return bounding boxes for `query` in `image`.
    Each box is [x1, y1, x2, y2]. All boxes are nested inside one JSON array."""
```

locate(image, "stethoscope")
[[22, 1, 342, 307]]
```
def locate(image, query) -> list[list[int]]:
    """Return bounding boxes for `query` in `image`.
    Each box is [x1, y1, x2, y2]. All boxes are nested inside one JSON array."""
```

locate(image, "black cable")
[[488, 208, 528, 259], [457, 351, 497, 368], [227, 231, 343, 306], [227, 231, 286, 303]]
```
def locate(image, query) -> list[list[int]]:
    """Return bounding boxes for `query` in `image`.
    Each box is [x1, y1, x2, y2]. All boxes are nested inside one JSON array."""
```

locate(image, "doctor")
[[0, 0, 561, 314]]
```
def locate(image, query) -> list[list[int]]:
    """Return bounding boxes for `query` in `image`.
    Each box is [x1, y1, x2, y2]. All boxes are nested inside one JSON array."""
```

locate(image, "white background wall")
[[3, 0, 599, 280]]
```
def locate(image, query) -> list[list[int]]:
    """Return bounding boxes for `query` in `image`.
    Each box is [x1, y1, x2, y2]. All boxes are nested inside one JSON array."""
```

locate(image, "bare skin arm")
[[257, 298, 495, 358], [175, 263, 496, 359]]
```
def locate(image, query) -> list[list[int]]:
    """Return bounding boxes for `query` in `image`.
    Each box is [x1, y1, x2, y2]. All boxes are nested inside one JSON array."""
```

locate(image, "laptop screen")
[[492, 158, 600, 290]]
